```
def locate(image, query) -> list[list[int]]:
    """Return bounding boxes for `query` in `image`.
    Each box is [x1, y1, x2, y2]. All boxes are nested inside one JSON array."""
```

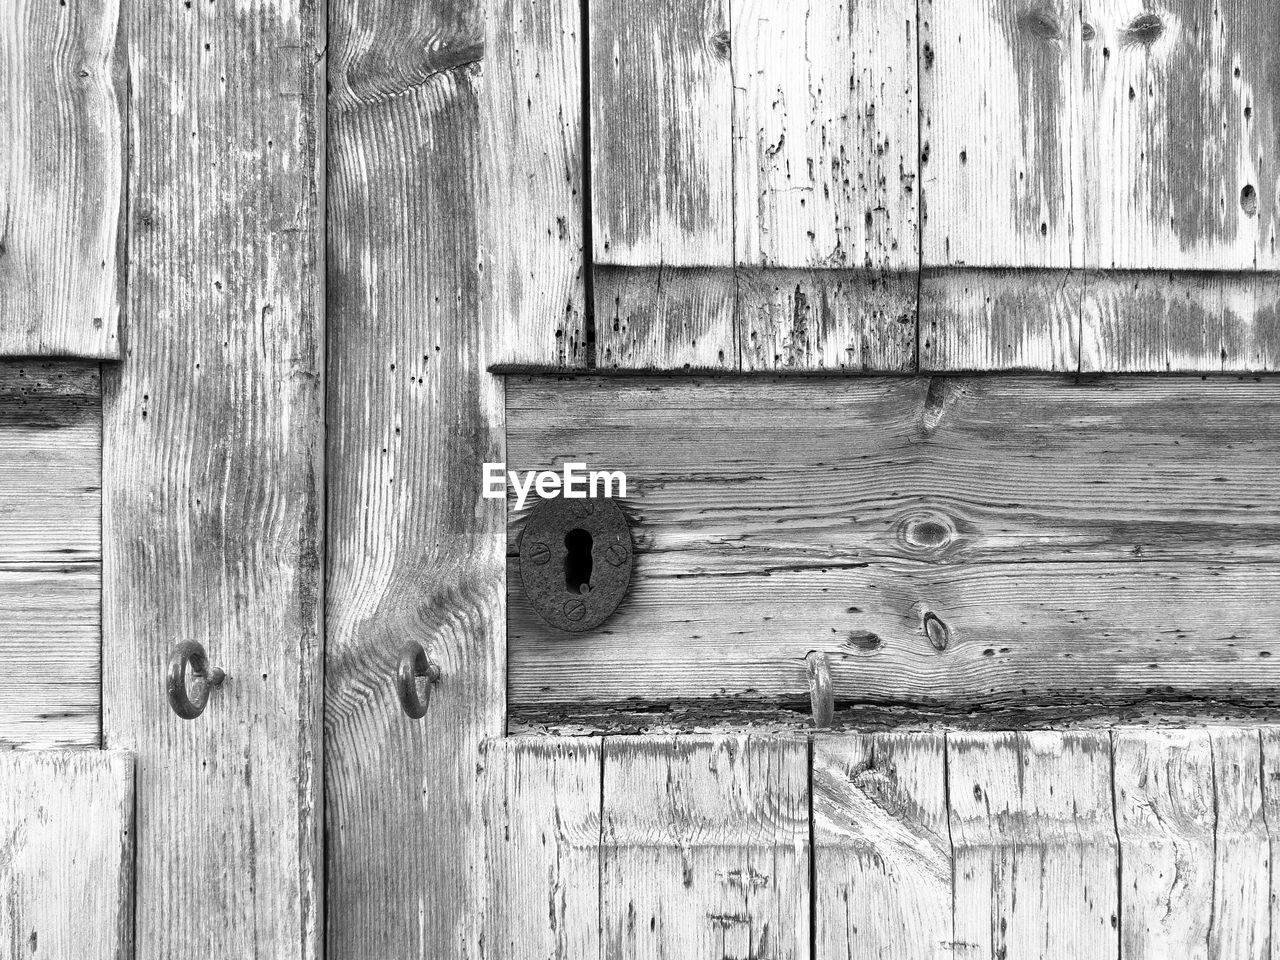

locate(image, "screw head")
[[526, 541, 550, 565], [563, 599, 586, 622], [571, 500, 596, 519], [604, 543, 629, 567]]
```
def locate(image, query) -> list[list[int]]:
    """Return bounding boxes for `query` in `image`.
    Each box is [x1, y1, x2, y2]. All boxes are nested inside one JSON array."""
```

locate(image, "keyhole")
[[564, 528, 593, 594]]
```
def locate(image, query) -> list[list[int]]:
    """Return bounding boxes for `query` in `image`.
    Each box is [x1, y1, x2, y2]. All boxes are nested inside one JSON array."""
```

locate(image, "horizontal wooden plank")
[[507, 375, 1280, 725], [0, 0, 123, 358], [0, 361, 100, 748], [0, 751, 134, 960]]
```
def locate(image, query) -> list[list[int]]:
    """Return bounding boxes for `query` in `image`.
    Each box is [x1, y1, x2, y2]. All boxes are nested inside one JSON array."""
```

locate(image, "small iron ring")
[[396, 641, 442, 719], [167, 641, 225, 720], [806, 651, 834, 729]]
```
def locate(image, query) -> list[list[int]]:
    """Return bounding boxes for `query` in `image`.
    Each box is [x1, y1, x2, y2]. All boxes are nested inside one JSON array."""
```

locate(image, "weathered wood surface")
[[0, 0, 123, 358], [102, 3, 323, 957], [508, 375, 1280, 727], [481, 737, 602, 960], [0, 364, 100, 748], [483, 0, 586, 368], [326, 2, 505, 958], [813, 733, 952, 960], [951, 731, 1118, 959], [0, 751, 134, 960], [602, 735, 809, 959]]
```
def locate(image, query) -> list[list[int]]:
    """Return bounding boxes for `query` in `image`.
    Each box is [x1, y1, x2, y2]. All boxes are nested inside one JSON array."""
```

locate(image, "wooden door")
[[4, 0, 1280, 958]]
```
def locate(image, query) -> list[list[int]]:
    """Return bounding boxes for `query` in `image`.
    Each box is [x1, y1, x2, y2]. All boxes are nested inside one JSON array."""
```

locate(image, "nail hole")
[[1241, 184, 1258, 216], [564, 528, 593, 594]]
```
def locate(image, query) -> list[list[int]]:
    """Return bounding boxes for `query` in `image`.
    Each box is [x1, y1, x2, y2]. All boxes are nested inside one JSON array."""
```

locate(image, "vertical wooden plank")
[[594, 265, 737, 370], [103, 1, 324, 956], [590, 0, 735, 370], [326, 2, 504, 958], [0, 751, 134, 960], [482, 0, 586, 368], [1262, 728, 1280, 960], [590, 0, 733, 267], [730, 0, 917, 271], [0, 0, 123, 358], [920, 268, 1081, 371], [921, 0, 1083, 270], [949, 731, 1118, 960], [1080, 0, 1279, 272], [813, 733, 952, 960], [1113, 729, 1215, 958], [602, 735, 808, 959], [481, 737, 602, 960], [1207, 728, 1269, 958]]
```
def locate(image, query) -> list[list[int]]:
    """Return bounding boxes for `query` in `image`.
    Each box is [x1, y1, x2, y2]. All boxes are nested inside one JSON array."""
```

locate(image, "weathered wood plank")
[[949, 731, 1118, 959], [589, 0, 732, 268], [1113, 728, 1216, 957], [482, 0, 586, 368], [813, 733, 952, 960], [326, 4, 505, 959], [508, 375, 1280, 725], [730, 0, 917, 271], [1081, 0, 1279, 272], [602, 735, 809, 959], [738, 268, 916, 372], [920, 268, 1082, 371], [1206, 727, 1269, 958], [0, 751, 133, 960], [0, 362, 100, 748], [921, 0, 1082, 270], [594, 265, 737, 370], [1261, 728, 1280, 959], [0, 0, 123, 358], [102, 2, 323, 956], [481, 737, 602, 960]]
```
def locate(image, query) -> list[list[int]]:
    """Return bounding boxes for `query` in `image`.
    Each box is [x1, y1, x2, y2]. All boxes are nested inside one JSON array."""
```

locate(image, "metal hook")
[[396, 641, 442, 719], [167, 641, 225, 720], [806, 651, 833, 729]]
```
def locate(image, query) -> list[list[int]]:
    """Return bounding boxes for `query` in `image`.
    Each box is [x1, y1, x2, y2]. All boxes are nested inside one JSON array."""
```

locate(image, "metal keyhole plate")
[[519, 497, 633, 632]]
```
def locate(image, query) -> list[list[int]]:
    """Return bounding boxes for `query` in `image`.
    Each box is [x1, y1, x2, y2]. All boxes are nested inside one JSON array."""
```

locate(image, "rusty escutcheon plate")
[[518, 497, 633, 632]]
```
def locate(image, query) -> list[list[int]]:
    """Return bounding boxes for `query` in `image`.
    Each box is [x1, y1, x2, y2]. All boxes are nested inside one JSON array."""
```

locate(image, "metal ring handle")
[[167, 641, 225, 720], [806, 651, 834, 729], [396, 641, 442, 719]]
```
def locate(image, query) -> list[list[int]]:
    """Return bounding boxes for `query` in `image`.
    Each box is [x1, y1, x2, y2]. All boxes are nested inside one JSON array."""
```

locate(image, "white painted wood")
[[813, 733, 952, 960], [481, 737, 602, 960], [602, 735, 809, 959], [0, 751, 134, 960]]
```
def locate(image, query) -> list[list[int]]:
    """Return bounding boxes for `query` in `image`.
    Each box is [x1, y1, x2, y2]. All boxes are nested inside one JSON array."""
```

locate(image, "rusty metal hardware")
[[167, 641, 226, 720], [396, 641, 442, 719], [806, 651, 834, 729], [518, 497, 633, 633]]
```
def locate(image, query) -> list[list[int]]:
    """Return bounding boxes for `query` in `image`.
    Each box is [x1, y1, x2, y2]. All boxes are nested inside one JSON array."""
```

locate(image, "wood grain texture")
[[483, 0, 586, 368], [949, 731, 1118, 960], [602, 735, 809, 959], [738, 268, 916, 372], [589, 0, 732, 268], [481, 737, 602, 960], [0, 751, 134, 960], [327, 2, 505, 958], [813, 733, 952, 960], [0, 363, 99, 748], [1081, 0, 1279, 271], [0, 0, 123, 358], [730, 0, 917, 271], [102, 2, 323, 956], [921, 0, 1083, 269], [508, 375, 1280, 726], [594, 265, 737, 370], [920, 268, 1082, 371]]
